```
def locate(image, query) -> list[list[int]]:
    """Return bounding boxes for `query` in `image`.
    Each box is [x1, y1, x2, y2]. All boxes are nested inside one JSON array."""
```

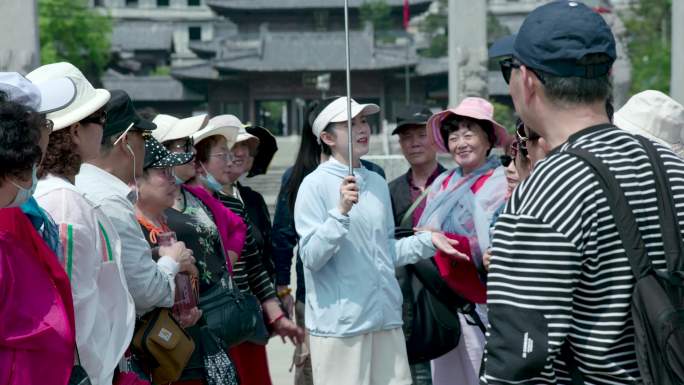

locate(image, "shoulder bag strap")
[[399, 188, 431, 228], [565, 147, 652, 278], [635, 137, 684, 273]]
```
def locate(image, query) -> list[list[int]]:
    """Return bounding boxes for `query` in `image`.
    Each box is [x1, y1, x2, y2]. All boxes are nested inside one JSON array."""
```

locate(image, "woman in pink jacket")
[[0, 102, 76, 385]]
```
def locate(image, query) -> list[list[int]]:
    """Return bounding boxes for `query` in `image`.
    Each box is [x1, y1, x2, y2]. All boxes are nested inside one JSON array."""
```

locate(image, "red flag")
[[403, 0, 410, 30]]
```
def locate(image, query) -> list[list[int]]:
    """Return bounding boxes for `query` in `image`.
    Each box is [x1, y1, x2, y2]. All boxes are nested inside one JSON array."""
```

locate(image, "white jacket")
[[35, 174, 135, 385]]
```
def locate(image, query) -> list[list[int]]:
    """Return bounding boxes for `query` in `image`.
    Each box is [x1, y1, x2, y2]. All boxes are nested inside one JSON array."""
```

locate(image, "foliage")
[[622, 0, 671, 94], [38, 0, 112, 85], [492, 101, 516, 134], [360, 0, 393, 32], [151, 66, 171, 76], [417, 0, 510, 58]]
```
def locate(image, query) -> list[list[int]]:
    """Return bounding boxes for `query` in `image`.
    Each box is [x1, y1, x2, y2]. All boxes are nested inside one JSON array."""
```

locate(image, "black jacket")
[[236, 182, 275, 279]]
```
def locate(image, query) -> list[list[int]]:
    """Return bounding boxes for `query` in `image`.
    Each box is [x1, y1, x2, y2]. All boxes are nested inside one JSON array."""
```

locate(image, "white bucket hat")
[[614, 90, 684, 150], [156, 114, 208, 143], [192, 114, 241, 149], [26, 62, 110, 131], [0, 72, 76, 114], [311, 96, 380, 140]]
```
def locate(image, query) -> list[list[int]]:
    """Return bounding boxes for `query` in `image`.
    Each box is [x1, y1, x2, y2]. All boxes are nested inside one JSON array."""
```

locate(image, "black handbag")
[[199, 272, 263, 348], [402, 266, 462, 364], [68, 349, 92, 385]]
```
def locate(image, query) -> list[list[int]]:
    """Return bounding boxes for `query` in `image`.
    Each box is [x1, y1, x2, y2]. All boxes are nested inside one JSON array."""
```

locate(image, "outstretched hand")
[[428, 232, 469, 261]]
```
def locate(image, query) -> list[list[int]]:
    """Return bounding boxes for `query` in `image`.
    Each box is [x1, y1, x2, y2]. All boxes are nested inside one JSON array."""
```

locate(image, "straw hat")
[[192, 114, 241, 148], [154, 114, 208, 143], [26, 62, 110, 131]]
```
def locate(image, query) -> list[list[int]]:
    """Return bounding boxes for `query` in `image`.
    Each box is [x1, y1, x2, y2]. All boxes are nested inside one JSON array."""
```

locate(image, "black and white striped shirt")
[[216, 192, 277, 302], [482, 125, 684, 384]]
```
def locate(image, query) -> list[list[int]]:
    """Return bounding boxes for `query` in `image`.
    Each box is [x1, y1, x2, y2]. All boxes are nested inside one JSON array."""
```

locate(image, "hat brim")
[[35, 77, 77, 114], [614, 113, 673, 148], [427, 109, 508, 153], [245, 125, 278, 177], [192, 125, 240, 149], [330, 103, 380, 123], [391, 121, 427, 135], [49, 88, 111, 131], [133, 118, 156, 132], [148, 151, 195, 169], [166, 114, 209, 142], [488, 34, 516, 59]]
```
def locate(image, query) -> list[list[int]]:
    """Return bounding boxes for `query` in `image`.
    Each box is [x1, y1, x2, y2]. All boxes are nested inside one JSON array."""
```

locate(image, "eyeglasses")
[[81, 111, 107, 126], [500, 155, 513, 168], [168, 138, 194, 153], [142, 132, 152, 140], [208, 152, 234, 162], [499, 58, 545, 85]]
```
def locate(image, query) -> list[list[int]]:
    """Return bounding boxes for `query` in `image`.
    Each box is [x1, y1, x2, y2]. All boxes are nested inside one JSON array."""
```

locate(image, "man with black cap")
[[388, 105, 446, 385], [484, 1, 684, 384], [76, 90, 194, 315]]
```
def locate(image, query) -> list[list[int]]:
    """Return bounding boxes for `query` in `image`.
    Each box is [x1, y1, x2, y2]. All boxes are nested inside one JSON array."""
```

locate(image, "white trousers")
[[310, 328, 412, 385]]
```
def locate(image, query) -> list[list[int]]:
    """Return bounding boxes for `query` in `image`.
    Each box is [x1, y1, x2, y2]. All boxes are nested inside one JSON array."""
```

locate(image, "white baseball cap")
[[26, 62, 110, 131], [311, 96, 380, 140], [0, 72, 76, 114], [614, 90, 684, 147], [192, 114, 241, 148]]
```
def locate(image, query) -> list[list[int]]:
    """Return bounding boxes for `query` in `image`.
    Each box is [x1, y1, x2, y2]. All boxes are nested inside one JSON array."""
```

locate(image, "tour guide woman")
[[293, 96, 463, 385]]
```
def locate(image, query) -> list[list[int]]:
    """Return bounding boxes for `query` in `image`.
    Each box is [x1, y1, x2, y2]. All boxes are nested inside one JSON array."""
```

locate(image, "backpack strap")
[[635, 136, 684, 274], [565, 147, 652, 279]]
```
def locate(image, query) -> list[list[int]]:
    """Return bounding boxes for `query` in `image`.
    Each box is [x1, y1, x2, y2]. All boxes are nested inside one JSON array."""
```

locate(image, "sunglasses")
[[81, 111, 107, 126], [499, 58, 546, 85], [500, 155, 513, 168]]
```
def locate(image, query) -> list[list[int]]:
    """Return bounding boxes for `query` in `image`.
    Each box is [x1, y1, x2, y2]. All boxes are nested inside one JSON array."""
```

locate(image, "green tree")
[[39, 0, 112, 85], [360, 0, 394, 42], [623, 0, 671, 94], [417, 1, 510, 58], [492, 101, 516, 134]]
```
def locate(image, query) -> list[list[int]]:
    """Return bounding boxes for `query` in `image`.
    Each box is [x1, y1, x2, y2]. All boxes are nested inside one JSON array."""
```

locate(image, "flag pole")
[[344, 0, 354, 176]]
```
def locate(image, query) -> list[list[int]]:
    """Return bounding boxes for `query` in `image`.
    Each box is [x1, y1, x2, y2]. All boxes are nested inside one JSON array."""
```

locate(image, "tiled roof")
[[194, 31, 416, 72], [102, 75, 204, 101]]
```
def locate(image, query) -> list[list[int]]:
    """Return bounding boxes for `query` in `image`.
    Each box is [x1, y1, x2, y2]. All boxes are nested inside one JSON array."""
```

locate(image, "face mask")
[[174, 175, 186, 186], [7, 164, 39, 208], [199, 164, 224, 193]]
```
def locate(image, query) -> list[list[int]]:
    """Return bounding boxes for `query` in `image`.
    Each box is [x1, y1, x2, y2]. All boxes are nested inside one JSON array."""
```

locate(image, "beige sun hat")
[[151, 114, 180, 142], [614, 90, 684, 153], [26, 62, 110, 131], [153, 114, 208, 143], [192, 114, 241, 148]]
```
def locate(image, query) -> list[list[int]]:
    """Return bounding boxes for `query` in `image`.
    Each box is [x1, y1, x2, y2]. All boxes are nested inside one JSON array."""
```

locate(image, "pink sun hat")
[[427, 97, 508, 153]]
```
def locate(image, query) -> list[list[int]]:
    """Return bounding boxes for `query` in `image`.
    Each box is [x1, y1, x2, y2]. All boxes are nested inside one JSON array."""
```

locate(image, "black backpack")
[[565, 136, 684, 385]]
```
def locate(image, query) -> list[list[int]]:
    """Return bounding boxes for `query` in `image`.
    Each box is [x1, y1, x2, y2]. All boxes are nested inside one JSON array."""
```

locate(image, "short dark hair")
[[39, 128, 83, 180], [0, 102, 44, 181], [194, 135, 223, 164], [539, 54, 613, 106], [441, 116, 496, 156]]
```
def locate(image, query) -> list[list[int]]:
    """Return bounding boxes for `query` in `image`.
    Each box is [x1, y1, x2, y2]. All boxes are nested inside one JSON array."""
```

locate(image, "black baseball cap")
[[392, 105, 433, 135], [103, 89, 156, 139], [488, 1, 616, 78]]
